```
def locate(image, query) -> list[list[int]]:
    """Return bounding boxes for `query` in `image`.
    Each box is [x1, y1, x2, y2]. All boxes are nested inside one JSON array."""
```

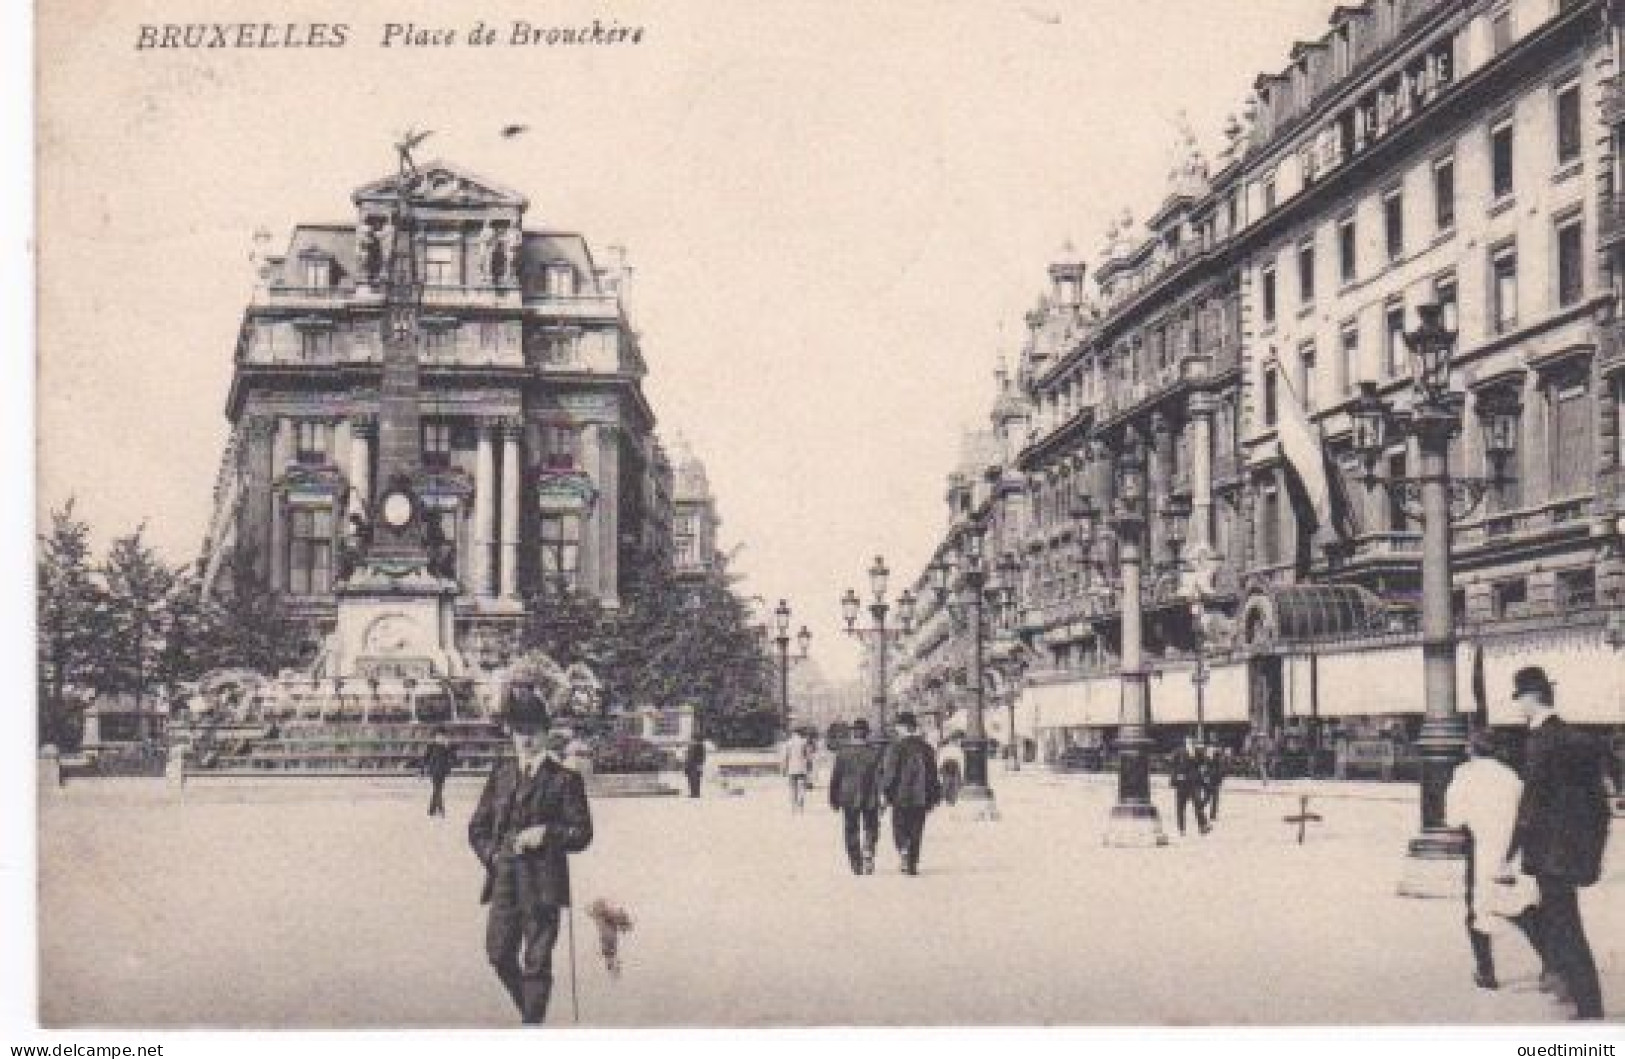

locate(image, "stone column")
[[597, 424, 621, 604], [1187, 390, 1218, 555], [473, 421, 495, 598], [269, 418, 291, 591], [499, 418, 522, 600], [350, 416, 375, 512]]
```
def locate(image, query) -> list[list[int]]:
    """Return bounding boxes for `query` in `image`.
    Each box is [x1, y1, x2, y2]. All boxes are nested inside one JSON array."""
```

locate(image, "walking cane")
[[567, 903, 580, 1023]]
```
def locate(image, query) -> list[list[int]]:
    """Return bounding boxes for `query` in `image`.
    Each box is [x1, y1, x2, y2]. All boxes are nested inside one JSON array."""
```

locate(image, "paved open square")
[[36, 772, 1624, 1028]]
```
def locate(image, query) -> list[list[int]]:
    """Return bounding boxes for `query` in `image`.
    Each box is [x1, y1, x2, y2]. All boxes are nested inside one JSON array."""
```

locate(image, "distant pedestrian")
[[1249, 729, 1274, 785], [1199, 742, 1227, 822], [421, 726, 457, 817], [880, 712, 940, 875], [1446, 727, 1541, 991], [829, 718, 884, 875], [1507, 666, 1610, 1020], [782, 730, 814, 813], [938, 733, 965, 807], [1169, 736, 1209, 837], [467, 691, 594, 1025], [683, 734, 706, 799]]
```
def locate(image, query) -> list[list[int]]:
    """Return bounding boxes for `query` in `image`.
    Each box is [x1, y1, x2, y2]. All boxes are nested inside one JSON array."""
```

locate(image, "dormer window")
[[424, 244, 458, 287], [545, 262, 576, 298], [300, 255, 331, 290]]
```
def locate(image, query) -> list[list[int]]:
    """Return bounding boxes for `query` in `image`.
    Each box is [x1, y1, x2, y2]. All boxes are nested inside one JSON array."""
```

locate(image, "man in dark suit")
[[828, 718, 883, 875], [683, 734, 707, 798], [881, 712, 941, 875], [1169, 737, 1210, 837], [1506, 666, 1610, 1020], [1199, 742, 1227, 823], [421, 726, 457, 817], [468, 690, 594, 1025]]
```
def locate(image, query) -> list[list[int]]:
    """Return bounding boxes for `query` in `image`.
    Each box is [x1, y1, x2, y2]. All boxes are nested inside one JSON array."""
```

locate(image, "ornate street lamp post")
[[1104, 436, 1168, 847], [1159, 491, 1207, 745], [771, 598, 811, 735], [1348, 302, 1521, 897], [841, 557, 916, 737], [995, 551, 1024, 773], [930, 526, 999, 819]]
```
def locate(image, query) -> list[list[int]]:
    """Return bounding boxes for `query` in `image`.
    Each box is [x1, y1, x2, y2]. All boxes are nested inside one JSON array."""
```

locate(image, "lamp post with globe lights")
[[927, 525, 1002, 819], [1347, 302, 1522, 896], [772, 599, 812, 736], [841, 557, 916, 737]]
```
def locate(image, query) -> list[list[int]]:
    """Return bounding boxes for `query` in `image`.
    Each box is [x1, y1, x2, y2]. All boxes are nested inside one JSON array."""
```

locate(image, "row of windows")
[[1261, 210, 1586, 425], [284, 505, 585, 596], [291, 252, 579, 294], [281, 419, 583, 470], [1261, 81, 1581, 328]]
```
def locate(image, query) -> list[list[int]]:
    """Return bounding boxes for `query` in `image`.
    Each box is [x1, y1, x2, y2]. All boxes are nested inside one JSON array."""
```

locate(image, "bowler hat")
[[1511, 665, 1554, 701], [895, 711, 918, 729], [850, 718, 870, 735], [502, 686, 551, 731]]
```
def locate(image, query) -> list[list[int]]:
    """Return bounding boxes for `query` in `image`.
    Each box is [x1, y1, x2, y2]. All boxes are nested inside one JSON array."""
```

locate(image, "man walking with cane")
[[468, 687, 594, 1025]]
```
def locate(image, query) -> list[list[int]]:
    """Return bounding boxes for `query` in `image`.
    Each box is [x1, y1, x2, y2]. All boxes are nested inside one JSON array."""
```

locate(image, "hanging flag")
[[1275, 362, 1359, 573]]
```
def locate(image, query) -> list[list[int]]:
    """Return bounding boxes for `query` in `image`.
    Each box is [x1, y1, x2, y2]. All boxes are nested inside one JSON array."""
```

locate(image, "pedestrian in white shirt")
[[1446, 727, 1542, 991]]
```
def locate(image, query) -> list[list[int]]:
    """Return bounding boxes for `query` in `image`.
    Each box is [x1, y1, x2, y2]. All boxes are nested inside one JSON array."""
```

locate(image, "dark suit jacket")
[[828, 741, 883, 811], [468, 756, 593, 907], [1169, 747, 1204, 792], [1510, 716, 1610, 886], [422, 742, 457, 780], [881, 735, 941, 809]]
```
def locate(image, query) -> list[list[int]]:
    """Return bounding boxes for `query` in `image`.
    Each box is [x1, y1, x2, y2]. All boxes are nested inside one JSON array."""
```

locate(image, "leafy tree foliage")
[[520, 549, 775, 739], [36, 501, 104, 747]]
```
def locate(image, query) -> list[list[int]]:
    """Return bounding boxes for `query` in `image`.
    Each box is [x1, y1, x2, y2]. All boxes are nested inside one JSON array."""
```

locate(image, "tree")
[[35, 501, 106, 748], [192, 552, 310, 678], [93, 526, 179, 716]]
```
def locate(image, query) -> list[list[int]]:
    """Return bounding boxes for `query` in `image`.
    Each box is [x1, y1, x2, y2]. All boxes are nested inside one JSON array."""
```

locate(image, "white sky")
[[37, 0, 1344, 682]]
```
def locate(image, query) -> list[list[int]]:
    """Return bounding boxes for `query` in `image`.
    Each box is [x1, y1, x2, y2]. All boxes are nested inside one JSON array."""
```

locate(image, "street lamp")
[[1104, 435, 1168, 847], [1348, 302, 1523, 897], [772, 600, 813, 736], [841, 557, 915, 736], [994, 551, 1025, 773], [932, 525, 999, 820]]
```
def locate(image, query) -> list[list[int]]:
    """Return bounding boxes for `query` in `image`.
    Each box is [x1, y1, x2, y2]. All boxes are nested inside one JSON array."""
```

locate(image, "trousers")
[[485, 856, 564, 1025], [686, 770, 702, 798], [1534, 876, 1603, 1019], [1175, 786, 1208, 834], [841, 807, 880, 872], [427, 776, 447, 817], [891, 806, 929, 870]]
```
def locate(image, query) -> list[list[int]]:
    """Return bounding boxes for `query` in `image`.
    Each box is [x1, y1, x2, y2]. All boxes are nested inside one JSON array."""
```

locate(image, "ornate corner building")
[[197, 161, 678, 670], [900, 0, 1624, 758]]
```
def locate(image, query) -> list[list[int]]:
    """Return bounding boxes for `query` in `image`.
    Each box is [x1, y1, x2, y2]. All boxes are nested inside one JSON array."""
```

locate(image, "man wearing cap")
[[881, 712, 941, 875], [828, 719, 884, 875], [468, 687, 594, 1025], [1506, 665, 1610, 1020]]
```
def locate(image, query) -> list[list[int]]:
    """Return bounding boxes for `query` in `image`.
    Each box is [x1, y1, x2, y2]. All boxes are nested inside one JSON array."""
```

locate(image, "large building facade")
[[199, 161, 675, 673], [899, 0, 1624, 764]]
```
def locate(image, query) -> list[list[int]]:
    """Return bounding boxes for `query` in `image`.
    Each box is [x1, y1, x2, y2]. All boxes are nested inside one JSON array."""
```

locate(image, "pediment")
[[352, 160, 529, 211]]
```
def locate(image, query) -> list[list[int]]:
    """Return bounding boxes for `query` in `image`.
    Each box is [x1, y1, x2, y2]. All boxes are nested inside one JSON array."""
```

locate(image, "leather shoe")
[[1473, 971, 1498, 990]]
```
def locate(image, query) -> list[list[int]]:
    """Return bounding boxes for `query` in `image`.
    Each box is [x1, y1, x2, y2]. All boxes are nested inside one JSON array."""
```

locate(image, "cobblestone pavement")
[[35, 770, 1624, 1027]]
